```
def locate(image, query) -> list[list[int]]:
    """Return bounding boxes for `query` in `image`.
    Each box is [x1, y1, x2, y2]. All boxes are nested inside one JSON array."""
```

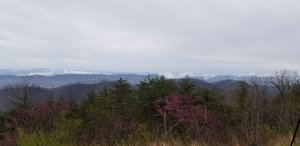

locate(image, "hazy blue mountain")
[[0, 86, 53, 111], [0, 69, 275, 111], [212, 80, 245, 92], [0, 77, 277, 111], [51, 81, 115, 101], [0, 74, 268, 89], [0, 69, 271, 88], [190, 78, 213, 89], [0, 74, 154, 88], [0, 81, 116, 111], [204, 75, 253, 83]]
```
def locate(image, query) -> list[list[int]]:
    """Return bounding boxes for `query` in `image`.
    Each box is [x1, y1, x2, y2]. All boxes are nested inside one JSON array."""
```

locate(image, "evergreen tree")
[[137, 75, 178, 124], [178, 77, 195, 95]]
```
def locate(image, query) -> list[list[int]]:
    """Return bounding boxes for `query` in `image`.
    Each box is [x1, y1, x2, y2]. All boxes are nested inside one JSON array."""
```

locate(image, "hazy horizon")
[[0, 68, 283, 78], [1, 0, 300, 75]]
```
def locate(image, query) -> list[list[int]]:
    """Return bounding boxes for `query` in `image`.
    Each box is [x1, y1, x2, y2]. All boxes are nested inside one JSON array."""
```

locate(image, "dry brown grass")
[[266, 134, 299, 146]]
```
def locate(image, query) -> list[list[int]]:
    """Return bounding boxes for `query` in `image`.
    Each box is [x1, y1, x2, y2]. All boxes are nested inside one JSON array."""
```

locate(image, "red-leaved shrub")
[[155, 94, 221, 138]]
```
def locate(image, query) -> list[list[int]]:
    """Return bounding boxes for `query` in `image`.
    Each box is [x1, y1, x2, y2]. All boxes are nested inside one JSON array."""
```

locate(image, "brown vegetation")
[[0, 70, 299, 146]]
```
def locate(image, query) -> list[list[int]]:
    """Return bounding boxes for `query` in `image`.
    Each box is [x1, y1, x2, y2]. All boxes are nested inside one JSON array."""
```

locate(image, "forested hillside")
[[0, 70, 299, 146]]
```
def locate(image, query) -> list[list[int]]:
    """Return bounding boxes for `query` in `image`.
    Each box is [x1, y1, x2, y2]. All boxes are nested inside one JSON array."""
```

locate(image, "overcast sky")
[[0, 0, 300, 75]]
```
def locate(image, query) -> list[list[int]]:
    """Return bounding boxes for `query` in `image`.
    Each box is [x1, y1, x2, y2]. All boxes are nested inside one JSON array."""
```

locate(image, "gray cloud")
[[0, 0, 300, 75]]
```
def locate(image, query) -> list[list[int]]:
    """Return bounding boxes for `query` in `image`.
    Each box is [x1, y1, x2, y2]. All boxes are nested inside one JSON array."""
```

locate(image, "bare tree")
[[5, 77, 36, 109], [271, 70, 299, 130], [248, 77, 269, 144], [231, 77, 271, 145]]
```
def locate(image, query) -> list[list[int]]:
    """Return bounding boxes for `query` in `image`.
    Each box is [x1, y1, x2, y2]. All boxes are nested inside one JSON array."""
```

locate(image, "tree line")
[[0, 70, 300, 146]]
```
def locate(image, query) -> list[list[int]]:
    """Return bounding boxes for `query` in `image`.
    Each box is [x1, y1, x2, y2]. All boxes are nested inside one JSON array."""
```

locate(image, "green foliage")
[[137, 75, 177, 124], [292, 84, 300, 120], [53, 110, 82, 142], [77, 80, 138, 144], [230, 82, 251, 127], [81, 92, 97, 108], [111, 78, 132, 101], [260, 125, 276, 140], [17, 129, 73, 146], [178, 77, 195, 95], [195, 88, 225, 111], [0, 112, 4, 128], [0, 112, 4, 140], [116, 124, 152, 146], [79, 92, 117, 143], [2, 72, 300, 145], [138, 75, 177, 99], [79, 92, 98, 119], [234, 82, 250, 112], [111, 78, 137, 121]]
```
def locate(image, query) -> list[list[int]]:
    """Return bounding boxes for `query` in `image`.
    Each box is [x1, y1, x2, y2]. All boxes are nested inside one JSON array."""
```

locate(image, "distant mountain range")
[[0, 69, 115, 76], [0, 69, 265, 88], [0, 69, 275, 111], [0, 78, 245, 111], [0, 74, 153, 88]]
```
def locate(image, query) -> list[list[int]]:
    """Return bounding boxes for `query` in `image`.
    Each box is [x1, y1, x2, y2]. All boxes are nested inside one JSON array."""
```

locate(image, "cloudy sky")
[[0, 0, 300, 75]]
